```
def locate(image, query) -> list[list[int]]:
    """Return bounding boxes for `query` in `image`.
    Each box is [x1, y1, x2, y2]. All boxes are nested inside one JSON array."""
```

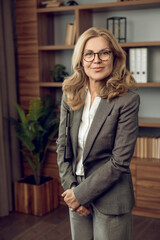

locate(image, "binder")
[[141, 48, 148, 83], [135, 48, 141, 83], [129, 48, 136, 80]]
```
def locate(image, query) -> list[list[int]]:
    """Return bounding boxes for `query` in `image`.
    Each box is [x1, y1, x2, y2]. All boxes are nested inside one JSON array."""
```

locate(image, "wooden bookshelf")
[[120, 41, 160, 48], [137, 82, 160, 88], [39, 82, 62, 87], [38, 41, 160, 50], [39, 81, 160, 90], [132, 157, 160, 165], [36, 0, 160, 12], [139, 117, 160, 128], [77, 0, 160, 11], [131, 157, 160, 218], [38, 45, 74, 50]]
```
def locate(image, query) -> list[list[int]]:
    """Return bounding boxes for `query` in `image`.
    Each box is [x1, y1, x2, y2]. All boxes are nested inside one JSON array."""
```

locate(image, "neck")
[[88, 79, 97, 95], [88, 79, 98, 108]]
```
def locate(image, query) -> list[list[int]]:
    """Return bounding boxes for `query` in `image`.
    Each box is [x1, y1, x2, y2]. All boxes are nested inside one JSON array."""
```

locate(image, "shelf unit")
[[15, 0, 160, 216], [139, 117, 160, 128]]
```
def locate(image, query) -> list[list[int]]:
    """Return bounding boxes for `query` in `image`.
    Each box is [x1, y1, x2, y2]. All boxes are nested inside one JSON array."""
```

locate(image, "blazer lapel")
[[83, 98, 115, 163]]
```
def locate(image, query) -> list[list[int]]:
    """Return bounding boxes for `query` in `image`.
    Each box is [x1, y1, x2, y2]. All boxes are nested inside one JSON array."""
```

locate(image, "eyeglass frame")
[[82, 49, 112, 62]]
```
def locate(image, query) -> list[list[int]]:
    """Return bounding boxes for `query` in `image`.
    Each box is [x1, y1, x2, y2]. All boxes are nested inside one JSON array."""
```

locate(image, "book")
[[141, 48, 148, 83], [143, 136, 148, 159], [135, 48, 141, 83], [147, 137, 152, 159], [71, 20, 76, 45], [129, 47, 148, 83], [133, 136, 160, 160], [158, 138, 160, 159], [129, 48, 136, 80], [65, 24, 74, 45], [65, 21, 76, 46]]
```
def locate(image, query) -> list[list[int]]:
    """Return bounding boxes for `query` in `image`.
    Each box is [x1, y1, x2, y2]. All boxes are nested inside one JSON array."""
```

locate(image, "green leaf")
[[15, 103, 27, 124], [27, 97, 43, 121], [24, 154, 37, 171]]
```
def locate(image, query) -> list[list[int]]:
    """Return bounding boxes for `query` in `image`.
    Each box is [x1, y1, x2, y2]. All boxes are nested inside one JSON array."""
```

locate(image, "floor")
[[0, 205, 160, 240]]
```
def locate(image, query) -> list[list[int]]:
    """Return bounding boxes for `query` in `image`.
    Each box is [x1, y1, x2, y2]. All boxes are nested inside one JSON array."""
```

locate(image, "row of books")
[[129, 48, 148, 83], [133, 136, 160, 160], [65, 21, 76, 46]]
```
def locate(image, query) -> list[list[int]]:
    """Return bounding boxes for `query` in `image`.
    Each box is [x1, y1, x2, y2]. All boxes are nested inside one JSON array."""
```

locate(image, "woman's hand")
[[75, 205, 92, 216], [62, 189, 80, 211], [62, 189, 92, 216]]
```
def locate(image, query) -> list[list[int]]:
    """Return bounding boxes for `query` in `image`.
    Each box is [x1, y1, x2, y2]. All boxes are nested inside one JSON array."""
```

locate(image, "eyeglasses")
[[82, 50, 112, 62]]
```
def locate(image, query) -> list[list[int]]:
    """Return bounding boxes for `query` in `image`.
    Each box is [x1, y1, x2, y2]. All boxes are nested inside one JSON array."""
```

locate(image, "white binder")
[[141, 48, 148, 83]]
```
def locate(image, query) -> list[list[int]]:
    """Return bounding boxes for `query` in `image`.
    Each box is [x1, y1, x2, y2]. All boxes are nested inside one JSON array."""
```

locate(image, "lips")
[[92, 67, 103, 71]]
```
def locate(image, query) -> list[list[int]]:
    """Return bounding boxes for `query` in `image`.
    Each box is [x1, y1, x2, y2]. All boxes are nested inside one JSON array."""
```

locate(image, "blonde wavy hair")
[[63, 27, 136, 110]]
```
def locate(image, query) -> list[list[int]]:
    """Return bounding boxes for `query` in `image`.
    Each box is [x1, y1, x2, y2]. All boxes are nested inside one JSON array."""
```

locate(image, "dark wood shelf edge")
[[137, 82, 160, 87], [139, 117, 160, 128], [78, 0, 160, 11], [39, 82, 160, 89], [39, 82, 62, 87], [132, 157, 160, 165], [133, 206, 160, 219], [38, 41, 160, 51], [120, 41, 160, 48], [38, 45, 74, 50], [37, 0, 160, 13]]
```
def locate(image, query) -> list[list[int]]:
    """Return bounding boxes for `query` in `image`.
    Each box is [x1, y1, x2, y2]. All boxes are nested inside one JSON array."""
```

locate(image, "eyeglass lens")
[[83, 50, 112, 62]]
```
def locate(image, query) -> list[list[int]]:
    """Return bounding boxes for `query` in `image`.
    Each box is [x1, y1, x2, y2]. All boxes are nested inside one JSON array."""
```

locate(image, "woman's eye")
[[101, 51, 109, 55], [85, 52, 93, 56]]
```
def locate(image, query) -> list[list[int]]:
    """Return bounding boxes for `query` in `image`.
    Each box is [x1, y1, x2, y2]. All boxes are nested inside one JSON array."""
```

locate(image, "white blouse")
[[76, 90, 101, 176]]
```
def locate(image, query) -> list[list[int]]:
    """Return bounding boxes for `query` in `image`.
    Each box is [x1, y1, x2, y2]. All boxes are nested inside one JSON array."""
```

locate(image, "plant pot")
[[14, 176, 59, 216]]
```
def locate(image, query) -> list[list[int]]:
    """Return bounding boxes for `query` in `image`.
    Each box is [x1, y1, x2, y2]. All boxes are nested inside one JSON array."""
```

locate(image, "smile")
[[92, 67, 103, 71]]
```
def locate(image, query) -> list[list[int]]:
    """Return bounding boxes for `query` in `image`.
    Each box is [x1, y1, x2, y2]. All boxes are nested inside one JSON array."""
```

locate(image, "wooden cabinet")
[[15, 0, 160, 215], [131, 159, 160, 218], [137, 164, 160, 211]]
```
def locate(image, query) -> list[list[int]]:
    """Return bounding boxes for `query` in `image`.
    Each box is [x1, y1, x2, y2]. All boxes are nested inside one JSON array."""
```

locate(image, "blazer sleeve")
[[56, 96, 77, 190], [73, 92, 140, 206]]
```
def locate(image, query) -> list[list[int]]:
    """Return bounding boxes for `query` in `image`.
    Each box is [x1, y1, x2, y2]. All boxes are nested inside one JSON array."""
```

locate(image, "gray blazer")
[[56, 91, 140, 215]]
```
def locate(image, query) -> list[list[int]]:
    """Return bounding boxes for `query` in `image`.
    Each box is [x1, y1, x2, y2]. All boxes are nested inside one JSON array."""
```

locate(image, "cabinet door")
[[136, 165, 160, 211]]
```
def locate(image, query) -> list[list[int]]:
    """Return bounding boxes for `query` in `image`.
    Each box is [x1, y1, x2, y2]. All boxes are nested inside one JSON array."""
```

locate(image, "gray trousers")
[[69, 176, 132, 240]]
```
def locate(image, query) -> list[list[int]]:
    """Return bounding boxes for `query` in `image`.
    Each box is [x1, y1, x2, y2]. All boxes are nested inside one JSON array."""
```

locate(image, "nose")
[[93, 53, 102, 63]]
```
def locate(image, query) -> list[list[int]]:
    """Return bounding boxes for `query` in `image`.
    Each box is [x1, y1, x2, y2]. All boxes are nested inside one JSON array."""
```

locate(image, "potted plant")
[[11, 96, 60, 216], [50, 64, 69, 82]]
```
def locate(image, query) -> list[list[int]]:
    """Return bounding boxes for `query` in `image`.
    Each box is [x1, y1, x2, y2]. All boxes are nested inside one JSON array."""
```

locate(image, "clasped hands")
[[62, 189, 91, 217]]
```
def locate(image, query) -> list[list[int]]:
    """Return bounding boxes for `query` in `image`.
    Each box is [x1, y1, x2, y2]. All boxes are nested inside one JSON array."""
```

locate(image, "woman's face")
[[82, 36, 114, 83]]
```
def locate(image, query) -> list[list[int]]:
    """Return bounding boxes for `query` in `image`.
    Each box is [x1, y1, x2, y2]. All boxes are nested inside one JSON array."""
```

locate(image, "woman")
[[56, 27, 140, 240]]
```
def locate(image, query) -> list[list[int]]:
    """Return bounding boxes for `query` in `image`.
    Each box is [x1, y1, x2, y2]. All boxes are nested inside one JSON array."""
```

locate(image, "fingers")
[[61, 191, 66, 197], [61, 189, 80, 210], [61, 189, 91, 216], [75, 206, 92, 217]]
